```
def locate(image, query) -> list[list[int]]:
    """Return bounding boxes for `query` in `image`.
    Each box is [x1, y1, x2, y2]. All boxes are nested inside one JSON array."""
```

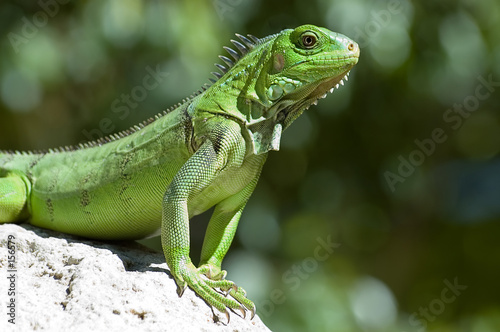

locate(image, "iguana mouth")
[[306, 69, 351, 105], [274, 69, 352, 131]]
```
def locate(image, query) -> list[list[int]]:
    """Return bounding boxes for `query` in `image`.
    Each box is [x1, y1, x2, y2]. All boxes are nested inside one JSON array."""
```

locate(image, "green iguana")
[[0, 25, 359, 320]]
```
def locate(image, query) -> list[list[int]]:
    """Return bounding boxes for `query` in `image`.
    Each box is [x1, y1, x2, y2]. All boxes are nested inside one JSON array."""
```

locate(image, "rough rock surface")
[[0, 223, 271, 332]]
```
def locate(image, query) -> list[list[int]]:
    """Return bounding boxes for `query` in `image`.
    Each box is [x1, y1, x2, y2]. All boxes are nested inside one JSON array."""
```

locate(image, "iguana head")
[[199, 24, 359, 154], [263, 24, 359, 126]]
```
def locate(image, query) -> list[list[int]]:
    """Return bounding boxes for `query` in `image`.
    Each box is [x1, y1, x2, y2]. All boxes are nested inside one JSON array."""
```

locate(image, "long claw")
[[236, 306, 246, 319], [176, 282, 187, 297], [228, 286, 255, 318], [250, 306, 255, 320], [171, 262, 255, 322]]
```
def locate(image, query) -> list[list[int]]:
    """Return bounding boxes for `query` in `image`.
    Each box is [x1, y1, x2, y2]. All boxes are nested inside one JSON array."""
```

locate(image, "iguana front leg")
[[197, 157, 265, 318], [161, 119, 263, 319]]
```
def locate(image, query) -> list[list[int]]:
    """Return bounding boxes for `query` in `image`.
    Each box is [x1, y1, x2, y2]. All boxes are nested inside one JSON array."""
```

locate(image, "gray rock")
[[0, 223, 271, 332]]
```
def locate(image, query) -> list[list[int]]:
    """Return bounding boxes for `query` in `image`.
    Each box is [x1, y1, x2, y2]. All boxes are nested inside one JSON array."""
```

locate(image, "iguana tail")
[[0, 152, 32, 223]]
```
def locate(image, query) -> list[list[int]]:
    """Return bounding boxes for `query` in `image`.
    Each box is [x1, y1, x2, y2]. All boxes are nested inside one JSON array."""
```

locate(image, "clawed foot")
[[172, 262, 255, 323]]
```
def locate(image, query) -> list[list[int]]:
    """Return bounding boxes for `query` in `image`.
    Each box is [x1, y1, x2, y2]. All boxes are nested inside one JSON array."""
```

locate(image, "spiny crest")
[[0, 31, 269, 156], [1, 111, 165, 155], [208, 32, 260, 84], [1, 95, 206, 155]]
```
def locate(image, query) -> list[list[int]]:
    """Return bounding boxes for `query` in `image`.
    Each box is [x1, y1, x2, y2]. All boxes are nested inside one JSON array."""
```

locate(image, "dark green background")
[[1, 0, 499, 331]]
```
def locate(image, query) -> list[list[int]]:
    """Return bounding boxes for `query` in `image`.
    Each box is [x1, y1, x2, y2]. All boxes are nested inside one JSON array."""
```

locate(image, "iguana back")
[[1, 101, 195, 238]]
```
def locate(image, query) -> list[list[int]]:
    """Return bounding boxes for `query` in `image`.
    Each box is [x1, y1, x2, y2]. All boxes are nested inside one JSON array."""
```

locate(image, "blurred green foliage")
[[1, 0, 500, 331]]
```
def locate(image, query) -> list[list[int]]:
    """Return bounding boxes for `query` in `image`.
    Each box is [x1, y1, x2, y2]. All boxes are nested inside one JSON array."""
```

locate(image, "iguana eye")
[[301, 32, 317, 48]]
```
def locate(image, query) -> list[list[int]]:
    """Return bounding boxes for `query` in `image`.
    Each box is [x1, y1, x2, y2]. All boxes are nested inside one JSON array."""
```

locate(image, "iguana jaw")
[[306, 69, 352, 103], [275, 67, 354, 130]]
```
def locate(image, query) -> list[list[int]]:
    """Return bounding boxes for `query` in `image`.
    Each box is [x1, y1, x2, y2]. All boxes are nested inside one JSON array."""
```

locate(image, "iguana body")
[[0, 25, 359, 319]]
